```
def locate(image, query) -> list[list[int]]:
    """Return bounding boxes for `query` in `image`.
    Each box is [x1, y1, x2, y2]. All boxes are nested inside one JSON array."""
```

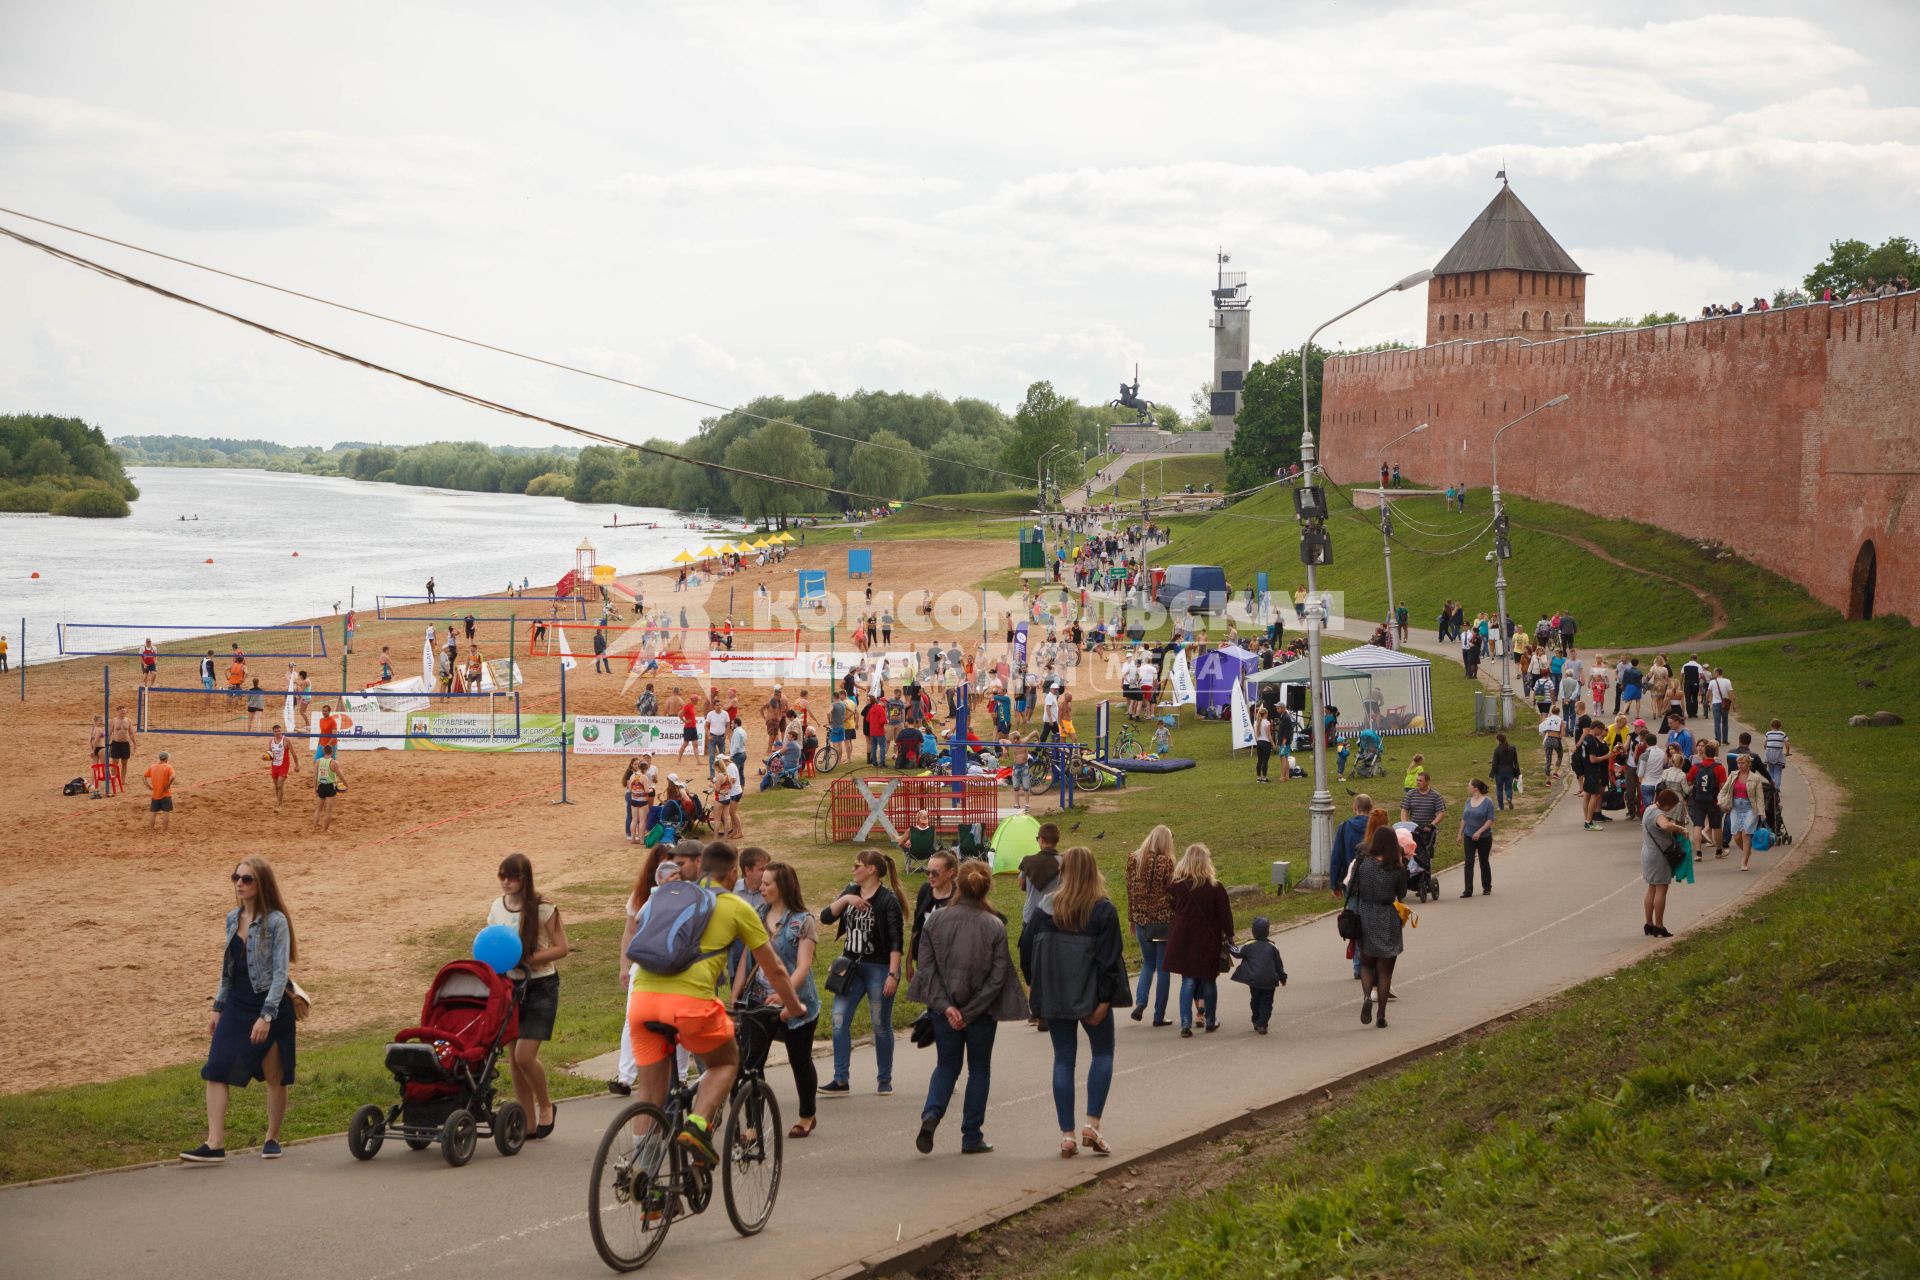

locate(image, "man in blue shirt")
[[1664, 712, 1694, 762], [1329, 794, 1373, 979]]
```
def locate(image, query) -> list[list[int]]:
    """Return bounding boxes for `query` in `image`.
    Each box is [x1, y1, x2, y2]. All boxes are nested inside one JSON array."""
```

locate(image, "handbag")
[[1335, 894, 1363, 941], [286, 977, 312, 1022], [824, 954, 855, 995], [909, 1008, 937, 1048], [1142, 920, 1170, 943], [1218, 939, 1235, 974]]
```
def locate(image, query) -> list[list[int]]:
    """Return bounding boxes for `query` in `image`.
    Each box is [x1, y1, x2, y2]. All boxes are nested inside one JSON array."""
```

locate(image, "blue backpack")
[[625, 880, 727, 975]]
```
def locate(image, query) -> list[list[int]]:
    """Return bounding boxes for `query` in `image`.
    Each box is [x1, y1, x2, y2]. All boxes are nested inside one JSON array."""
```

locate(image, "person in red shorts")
[[627, 841, 801, 1168], [265, 724, 300, 809]]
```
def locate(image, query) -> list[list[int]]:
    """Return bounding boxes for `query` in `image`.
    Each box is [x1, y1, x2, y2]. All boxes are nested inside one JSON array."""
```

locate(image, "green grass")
[[1090, 455, 1227, 503], [1022, 617, 1920, 1279], [806, 490, 1037, 545], [1158, 483, 1830, 648]]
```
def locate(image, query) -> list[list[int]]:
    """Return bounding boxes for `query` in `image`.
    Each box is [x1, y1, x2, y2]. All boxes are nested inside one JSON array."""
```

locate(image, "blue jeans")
[[867, 734, 885, 766], [830, 960, 894, 1088], [1179, 977, 1218, 1030], [923, 1016, 997, 1144], [1712, 704, 1730, 744], [1046, 1014, 1114, 1132], [1248, 986, 1274, 1029], [1132, 927, 1169, 1020], [1494, 773, 1516, 809]]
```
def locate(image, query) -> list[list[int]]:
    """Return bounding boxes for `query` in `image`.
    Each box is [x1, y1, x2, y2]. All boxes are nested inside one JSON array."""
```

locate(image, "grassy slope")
[[1090, 455, 1227, 502], [1160, 484, 1832, 647], [806, 490, 1037, 545], [1032, 618, 1920, 1279]]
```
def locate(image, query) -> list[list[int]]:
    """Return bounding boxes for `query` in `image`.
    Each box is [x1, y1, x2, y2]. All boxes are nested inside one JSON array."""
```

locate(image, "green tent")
[[990, 812, 1040, 874]]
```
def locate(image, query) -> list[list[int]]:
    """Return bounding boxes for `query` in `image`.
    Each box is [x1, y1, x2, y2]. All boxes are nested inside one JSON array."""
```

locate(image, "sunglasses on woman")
[[498, 872, 521, 882], [231, 873, 256, 885]]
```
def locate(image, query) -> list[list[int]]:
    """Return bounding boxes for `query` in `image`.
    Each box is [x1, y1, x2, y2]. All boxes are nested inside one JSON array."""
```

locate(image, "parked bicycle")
[[588, 1004, 784, 1271]]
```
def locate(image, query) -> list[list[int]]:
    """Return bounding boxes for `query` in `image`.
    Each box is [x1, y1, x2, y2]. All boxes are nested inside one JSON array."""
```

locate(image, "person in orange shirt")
[[145, 751, 176, 833], [316, 704, 339, 760], [227, 656, 247, 700]]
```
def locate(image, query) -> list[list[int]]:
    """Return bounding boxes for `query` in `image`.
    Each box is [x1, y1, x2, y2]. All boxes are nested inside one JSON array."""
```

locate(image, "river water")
[[0, 468, 741, 665]]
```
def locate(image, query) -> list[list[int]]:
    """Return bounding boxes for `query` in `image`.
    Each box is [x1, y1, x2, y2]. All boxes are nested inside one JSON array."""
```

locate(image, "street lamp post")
[[1491, 394, 1570, 728], [1375, 421, 1428, 641], [1298, 268, 1434, 886]]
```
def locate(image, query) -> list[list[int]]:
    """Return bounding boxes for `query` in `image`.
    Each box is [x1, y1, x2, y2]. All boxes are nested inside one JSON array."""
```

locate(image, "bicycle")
[[1114, 725, 1143, 758], [813, 739, 841, 772], [588, 1004, 784, 1272]]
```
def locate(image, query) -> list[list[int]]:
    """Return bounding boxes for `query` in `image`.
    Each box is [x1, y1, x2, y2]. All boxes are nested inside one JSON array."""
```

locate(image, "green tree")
[[19, 436, 70, 479], [1803, 236, 1920, 296], [723, 423, 829, 527], [847, 429, 927, 501], [1000, 380, 1079, 485], [1224, 347, 1323, 493]]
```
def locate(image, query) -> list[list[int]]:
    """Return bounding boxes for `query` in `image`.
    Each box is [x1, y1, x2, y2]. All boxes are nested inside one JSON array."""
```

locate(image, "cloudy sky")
[[3, 0, 1917, 449]]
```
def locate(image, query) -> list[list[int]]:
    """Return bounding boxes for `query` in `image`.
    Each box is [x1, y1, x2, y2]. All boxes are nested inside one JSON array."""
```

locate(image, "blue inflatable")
[[472, 923, 523, 974], [1752, 827, 1774, 852]]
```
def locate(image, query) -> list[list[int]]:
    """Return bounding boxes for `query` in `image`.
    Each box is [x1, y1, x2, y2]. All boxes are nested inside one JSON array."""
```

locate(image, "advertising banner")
[[406, 712, 567, 753], [571, 714, 700, 756]]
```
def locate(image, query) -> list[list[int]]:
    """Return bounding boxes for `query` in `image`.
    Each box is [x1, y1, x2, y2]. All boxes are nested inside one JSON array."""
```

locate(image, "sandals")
[[789, 1117, 816, 1139], [1060, 1136, 1078, 1158], [1081, 1126, 1111, 1157]]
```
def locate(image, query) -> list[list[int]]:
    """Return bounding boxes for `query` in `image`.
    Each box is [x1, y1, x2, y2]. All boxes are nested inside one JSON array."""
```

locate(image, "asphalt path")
[[2, 706, 1816, 1280]]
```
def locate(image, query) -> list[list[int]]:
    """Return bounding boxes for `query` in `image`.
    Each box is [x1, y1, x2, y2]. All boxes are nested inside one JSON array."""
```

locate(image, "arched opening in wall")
[[1521, 312, 1531, 330], [1849, 540, 1878, 621], [1564, 312, 1573, 330]]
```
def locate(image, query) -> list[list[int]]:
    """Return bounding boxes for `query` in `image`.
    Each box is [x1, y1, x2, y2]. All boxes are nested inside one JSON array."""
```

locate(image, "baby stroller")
[[1351, 730, 1386, 780], [1764, 771, 1793, 846], [1404, 823, 1439, 903], [347, 960, 527, 1168]]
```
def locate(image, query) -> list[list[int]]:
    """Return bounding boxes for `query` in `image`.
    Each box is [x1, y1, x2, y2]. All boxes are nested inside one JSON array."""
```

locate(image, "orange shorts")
[[626, 991, 734, 1065]]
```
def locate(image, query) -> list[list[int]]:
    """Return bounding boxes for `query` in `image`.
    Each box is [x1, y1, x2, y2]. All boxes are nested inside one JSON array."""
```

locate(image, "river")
[[0, 468, 743, 664]]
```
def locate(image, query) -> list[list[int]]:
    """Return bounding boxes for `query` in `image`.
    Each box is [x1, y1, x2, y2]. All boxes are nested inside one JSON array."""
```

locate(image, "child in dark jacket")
[[1229, 916, 1287, 1034]]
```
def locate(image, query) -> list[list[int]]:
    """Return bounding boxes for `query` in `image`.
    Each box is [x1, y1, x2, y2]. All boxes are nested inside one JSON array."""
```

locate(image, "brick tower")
[[1426, 180, 1586, 345]]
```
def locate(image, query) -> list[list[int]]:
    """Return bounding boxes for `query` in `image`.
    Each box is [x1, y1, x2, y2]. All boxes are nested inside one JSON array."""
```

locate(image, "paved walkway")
[[3, 704, 1819, 1279]]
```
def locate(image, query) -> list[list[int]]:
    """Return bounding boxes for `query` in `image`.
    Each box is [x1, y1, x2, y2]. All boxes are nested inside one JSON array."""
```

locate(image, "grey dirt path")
[[0, 707, 1822, 1280]]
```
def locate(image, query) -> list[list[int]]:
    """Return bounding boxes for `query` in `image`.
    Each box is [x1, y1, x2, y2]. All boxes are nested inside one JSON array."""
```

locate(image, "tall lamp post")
[[1491, 394, 1570, 727], [1375, 421, 1428, 639], [1298, 268, 1434, 886]]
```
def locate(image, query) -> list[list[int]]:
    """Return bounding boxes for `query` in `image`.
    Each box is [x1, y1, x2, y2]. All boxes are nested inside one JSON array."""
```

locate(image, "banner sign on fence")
[[570, 715, 701, 756]]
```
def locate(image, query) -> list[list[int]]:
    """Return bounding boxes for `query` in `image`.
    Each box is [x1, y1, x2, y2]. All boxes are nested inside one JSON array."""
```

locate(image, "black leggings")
[[1360, 954, 1398, 1007], [1255, 740, 1273, 778], [775, 1018, 819, 1119], [1462, 832, 1492, 892]]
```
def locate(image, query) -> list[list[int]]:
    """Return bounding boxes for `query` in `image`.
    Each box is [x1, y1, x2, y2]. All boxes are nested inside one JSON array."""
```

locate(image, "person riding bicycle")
[[626, 841, 803, 1169]]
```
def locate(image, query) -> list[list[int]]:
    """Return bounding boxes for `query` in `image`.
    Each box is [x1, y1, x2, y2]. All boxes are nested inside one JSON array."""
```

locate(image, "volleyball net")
[[58, 622, 327, 660], [522, 622, 804, 676], [375, 594, 587, 621], [138, 684, 522, 740]]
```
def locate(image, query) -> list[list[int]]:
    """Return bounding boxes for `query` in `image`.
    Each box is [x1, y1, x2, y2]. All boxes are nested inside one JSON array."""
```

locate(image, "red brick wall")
[[1325, 293, 1919, 622], [1426, 269, 1585, 345]]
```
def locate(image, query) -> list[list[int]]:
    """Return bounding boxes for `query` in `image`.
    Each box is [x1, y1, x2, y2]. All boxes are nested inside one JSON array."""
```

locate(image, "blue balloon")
[[1752, 827, 1773, 852], [473, 924, 523, 974]]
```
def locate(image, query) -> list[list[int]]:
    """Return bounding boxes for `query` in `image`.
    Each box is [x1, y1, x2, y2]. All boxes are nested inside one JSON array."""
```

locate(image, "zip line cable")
[[0, 224, 1033, 519], [0, 204, 1040, 488]]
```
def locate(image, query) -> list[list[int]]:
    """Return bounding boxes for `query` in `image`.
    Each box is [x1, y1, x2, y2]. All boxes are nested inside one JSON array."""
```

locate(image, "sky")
[[2, 0, 1917, 450]]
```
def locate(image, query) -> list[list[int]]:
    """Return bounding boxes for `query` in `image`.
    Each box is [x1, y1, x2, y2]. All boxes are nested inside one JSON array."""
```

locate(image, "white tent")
[[1323, 644, 1433, 735]]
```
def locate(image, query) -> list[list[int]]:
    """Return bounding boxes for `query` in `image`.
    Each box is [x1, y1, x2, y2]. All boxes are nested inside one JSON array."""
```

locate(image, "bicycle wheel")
[[589, 1101, 677, 1272], [814, 742, 840, 773], [1077, 762, 1104, 791], [721, 1078, 783, 1236]]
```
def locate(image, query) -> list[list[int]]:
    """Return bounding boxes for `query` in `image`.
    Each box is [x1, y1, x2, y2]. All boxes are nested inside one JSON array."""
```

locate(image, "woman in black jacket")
[[1025, 846, 1129, 1159], [906, 860, 1028, 1155], [1489, 733, 1521, 809], [818, 849, 906, 1097], [1351, 828, 1410, 1028]]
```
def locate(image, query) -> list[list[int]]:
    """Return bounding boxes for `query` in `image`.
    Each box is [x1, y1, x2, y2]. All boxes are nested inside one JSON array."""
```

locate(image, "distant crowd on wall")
[[1699, 275, 1913, 318]]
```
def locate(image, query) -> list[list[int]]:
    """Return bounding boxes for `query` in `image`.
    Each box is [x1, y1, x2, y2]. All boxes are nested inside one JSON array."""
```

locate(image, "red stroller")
[[347, 960, 528, 1167]]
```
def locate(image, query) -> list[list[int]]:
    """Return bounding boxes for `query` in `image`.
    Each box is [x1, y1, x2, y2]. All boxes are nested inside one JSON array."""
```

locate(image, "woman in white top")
[[1252, 704, 1275, 783], [489, 853, 570, 1139]]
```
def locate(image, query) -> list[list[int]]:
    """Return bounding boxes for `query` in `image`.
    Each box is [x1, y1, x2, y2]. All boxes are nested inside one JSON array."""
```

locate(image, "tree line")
[[0, 414, 140, 517]]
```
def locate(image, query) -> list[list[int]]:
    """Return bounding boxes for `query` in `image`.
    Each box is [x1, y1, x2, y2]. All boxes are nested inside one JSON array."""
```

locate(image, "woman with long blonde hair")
[[1125, 825, 1176, 1024], [1165, 843, 1234, 1036], [1026, 846, 1129, 1158], [183, 856, 298, 1163]]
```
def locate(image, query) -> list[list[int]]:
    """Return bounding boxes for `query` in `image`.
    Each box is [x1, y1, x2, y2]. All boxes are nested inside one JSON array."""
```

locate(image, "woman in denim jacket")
[[182, 856, 298, 1163]]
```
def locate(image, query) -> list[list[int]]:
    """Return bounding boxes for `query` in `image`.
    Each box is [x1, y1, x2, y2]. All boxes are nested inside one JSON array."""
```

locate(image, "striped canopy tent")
[[1324, 644, 1434, 735]]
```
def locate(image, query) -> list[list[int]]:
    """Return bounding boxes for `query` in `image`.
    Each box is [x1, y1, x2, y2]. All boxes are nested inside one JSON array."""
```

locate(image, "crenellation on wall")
[[1323, 291, 1920, 622]]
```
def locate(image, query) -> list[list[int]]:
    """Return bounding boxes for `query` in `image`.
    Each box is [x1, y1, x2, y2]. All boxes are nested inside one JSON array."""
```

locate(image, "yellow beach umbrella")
[[697, 545, 718, 558], [672, 549, 696, 564], [751, 538, 770, 550], [776, 531, 794, 543]]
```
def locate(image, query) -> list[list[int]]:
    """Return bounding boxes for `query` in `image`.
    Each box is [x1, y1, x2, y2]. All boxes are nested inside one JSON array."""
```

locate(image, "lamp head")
[[1394, 268, 1436, 292], [1412, 421, 1430, 434], [1544, 394, 1571, 408]]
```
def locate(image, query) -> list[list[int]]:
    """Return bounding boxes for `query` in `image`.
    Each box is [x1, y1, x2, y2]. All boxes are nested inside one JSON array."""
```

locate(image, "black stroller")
[[1404, 823, 1439, 903], [1765, 769, 1793, 846]]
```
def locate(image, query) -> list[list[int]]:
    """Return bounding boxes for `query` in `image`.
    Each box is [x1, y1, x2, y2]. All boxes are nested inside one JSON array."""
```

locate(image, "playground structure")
[[57, 621, 327, 659], [137, 684, 522, 741]]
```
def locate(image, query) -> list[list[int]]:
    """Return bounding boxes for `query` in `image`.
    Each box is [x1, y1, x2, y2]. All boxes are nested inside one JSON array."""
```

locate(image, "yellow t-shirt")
[[631, 892, 769, 1002]]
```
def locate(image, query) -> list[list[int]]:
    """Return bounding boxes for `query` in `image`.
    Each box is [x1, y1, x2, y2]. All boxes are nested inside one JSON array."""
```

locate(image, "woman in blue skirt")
[[182, 856, 298, 1163]]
